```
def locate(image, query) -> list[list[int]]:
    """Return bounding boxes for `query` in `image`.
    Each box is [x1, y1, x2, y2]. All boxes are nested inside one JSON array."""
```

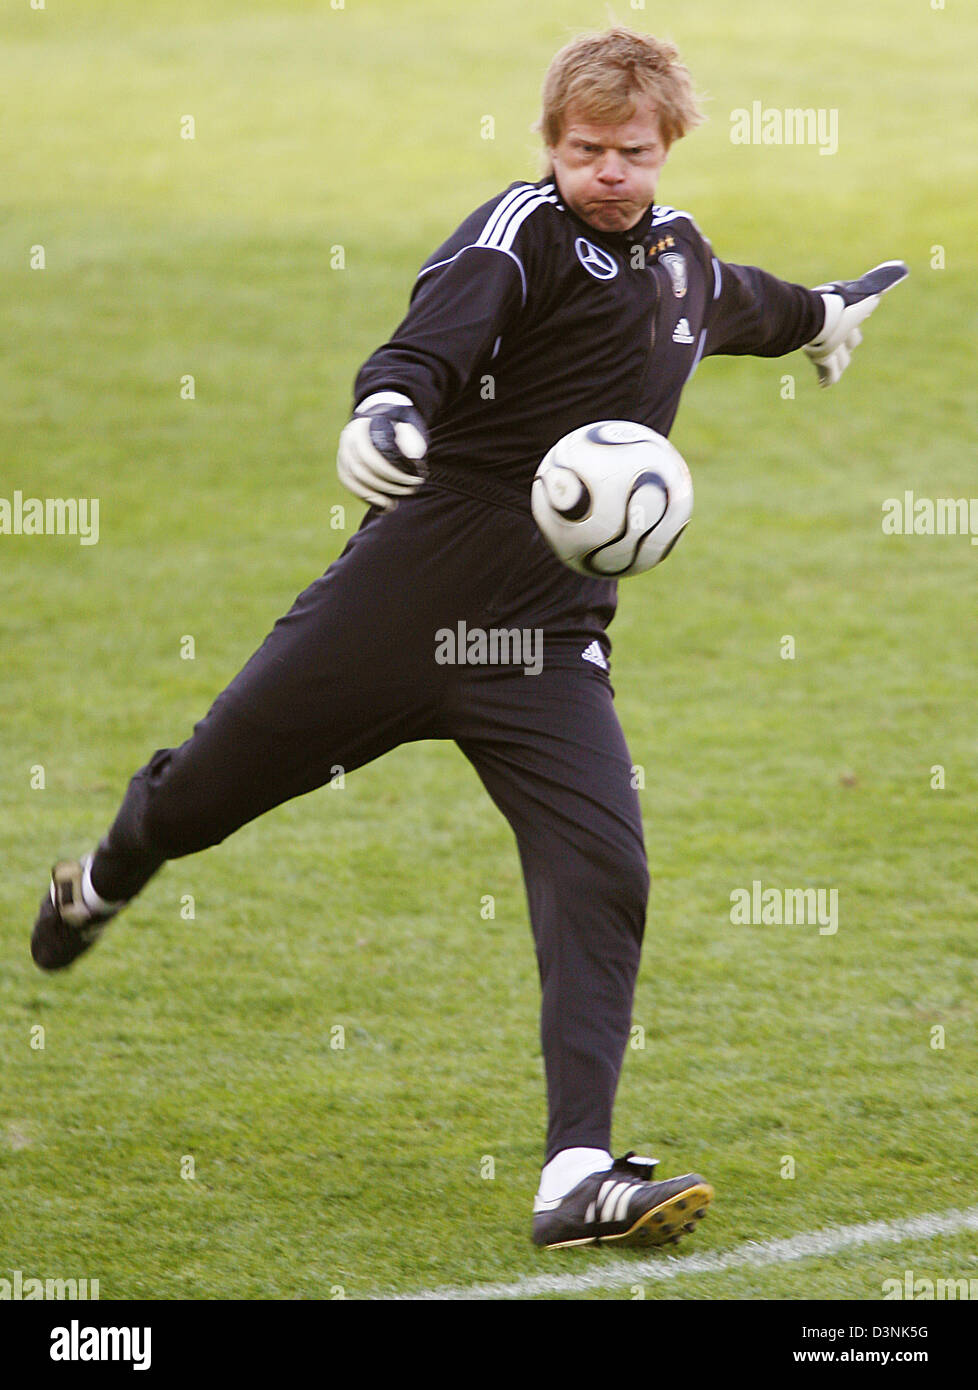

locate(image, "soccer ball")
[[531, 420, 693, 577]]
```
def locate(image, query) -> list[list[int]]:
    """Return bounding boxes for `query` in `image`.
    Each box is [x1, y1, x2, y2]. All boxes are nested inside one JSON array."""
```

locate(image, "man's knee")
[[541, 833, 649, 935], [603, 840, 650, 934]]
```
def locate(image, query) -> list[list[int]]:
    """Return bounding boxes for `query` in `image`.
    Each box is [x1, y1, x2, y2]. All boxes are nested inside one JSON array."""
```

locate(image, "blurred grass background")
[[1, 0, 976, 1299]]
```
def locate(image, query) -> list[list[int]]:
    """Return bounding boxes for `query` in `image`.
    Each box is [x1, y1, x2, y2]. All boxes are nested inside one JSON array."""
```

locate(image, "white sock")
[[537, 1147, 613, 1203], [80, 855, 125, 918]]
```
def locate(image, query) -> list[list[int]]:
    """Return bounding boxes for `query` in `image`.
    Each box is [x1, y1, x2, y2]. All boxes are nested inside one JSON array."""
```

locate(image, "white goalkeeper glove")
[[804, 260, 909, 388], [336, 391, 428, 510]]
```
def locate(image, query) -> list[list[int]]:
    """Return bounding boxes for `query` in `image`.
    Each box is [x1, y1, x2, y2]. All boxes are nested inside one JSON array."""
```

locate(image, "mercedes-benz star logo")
[[574, 237, 619, 281]]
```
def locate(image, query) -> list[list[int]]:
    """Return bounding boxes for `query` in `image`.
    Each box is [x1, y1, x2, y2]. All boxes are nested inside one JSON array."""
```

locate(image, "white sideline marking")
[[384, 1206, 978, 1301]]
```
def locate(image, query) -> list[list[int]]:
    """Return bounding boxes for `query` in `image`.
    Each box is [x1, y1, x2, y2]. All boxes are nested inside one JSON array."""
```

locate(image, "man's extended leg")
[[30, 687, 435, 972], [30, 498, 462, 969]]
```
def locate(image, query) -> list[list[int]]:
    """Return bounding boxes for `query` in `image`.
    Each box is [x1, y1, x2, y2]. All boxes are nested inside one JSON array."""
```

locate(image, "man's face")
[[548, 99, 669, 234]]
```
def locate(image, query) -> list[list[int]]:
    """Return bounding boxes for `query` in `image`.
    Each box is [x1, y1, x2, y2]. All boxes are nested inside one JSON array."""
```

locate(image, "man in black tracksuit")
[[32, 27, 905, 1250]]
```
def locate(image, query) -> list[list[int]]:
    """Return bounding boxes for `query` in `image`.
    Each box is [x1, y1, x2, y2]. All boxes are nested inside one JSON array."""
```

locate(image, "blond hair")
[[537, 27, 705, 152]]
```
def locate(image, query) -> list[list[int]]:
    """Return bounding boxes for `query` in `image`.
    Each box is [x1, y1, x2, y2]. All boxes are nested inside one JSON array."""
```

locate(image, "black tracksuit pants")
[[90, 468, 649, 1162]]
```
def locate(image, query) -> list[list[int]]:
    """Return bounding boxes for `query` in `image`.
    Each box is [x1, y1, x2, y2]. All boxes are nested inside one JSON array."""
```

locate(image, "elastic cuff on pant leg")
[[544, 1133, 615, 1166], [81, 855, 128, 916], [88, 843, 163, 905]]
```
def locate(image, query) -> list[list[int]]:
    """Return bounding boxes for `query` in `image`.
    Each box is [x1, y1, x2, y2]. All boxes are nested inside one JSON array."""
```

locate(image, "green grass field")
[[2, 0, 977, 1303]]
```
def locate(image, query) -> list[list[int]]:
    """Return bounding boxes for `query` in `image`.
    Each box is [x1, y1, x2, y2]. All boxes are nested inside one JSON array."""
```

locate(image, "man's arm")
[[352, 244, 526, 425], [338, 184, 554, 508], [703, 253, 909, 385], [704, 259, 825, 359], [338, 242, 525, 511]]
